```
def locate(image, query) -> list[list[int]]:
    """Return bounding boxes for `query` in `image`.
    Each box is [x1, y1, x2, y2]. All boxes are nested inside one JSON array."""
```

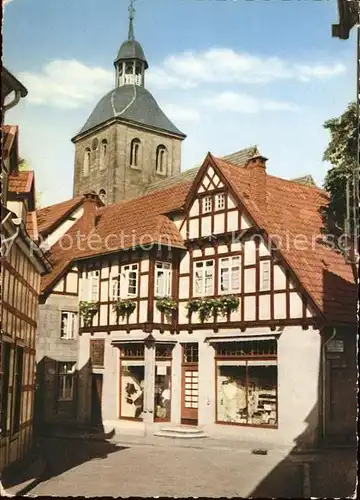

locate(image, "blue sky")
[[3, 0, 357, 207]]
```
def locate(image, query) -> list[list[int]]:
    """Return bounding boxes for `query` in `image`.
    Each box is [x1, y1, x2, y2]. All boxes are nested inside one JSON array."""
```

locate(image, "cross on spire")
[[128, 0, 136, 41]]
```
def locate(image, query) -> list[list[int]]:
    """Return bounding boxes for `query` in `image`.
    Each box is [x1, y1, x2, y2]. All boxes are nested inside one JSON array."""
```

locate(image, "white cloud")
[[147, 48, 346, 89], [163, 103, 200, 121], [18, 60, 113, 109], [202, 91, 299, 113]]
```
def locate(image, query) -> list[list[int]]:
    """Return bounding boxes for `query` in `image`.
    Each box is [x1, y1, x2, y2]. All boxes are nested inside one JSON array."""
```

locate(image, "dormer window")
[[130, 138, 141, 168], [100, 140, 107, 170], [83, 148, 90, 177], [156, 145, 167, 175]]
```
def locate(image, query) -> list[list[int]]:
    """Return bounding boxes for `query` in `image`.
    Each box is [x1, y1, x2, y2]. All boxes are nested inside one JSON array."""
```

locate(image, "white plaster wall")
[[189, 200, 199, 217], [189, 219, 199, 239], [66, 273, 78, 293], [244, 239, 256, 265], [274, 293, 287, 319], [213, 213, 224, 234], [201, 216, 211, 236], [227, 211, 238, 232]]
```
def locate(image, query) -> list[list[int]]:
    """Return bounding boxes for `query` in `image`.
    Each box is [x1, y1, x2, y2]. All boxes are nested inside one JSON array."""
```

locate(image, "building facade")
[[38, 152, 357, 447], [72, 9, 186, 206], [1, 112, 50, 475]]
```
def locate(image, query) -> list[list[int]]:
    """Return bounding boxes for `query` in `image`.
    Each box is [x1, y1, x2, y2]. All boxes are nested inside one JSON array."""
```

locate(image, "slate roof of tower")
[[74, 85, 185, 139], [115, 39, 148, 68]]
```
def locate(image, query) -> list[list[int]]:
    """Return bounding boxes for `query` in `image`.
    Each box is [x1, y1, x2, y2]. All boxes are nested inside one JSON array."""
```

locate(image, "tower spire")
[[128, 0, 135, 41]]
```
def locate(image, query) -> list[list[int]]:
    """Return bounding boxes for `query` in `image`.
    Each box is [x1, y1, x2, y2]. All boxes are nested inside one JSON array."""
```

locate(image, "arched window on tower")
[[100, 139, 108, 170], [130, 138, 141, 168], [99, 189, 107, 205], [135, 63, 142, 85], [83, 148, 90, 177], [156, 145, 167, 175]]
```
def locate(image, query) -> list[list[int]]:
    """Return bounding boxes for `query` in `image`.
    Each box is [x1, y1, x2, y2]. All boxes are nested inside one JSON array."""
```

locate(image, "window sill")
[[156, 171, 167, 177], [130, 164, 142, 171]]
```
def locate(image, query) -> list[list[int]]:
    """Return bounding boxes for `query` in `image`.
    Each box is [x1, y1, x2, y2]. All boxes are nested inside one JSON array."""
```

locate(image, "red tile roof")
[[41, 183, 190, 293], [8, 170, 34, 193], [2, 125, 18, 158], [41, 154, 356, 325], [36, 196, 85, 236], [26, 211, 39, 241], [213, 156, 356, 324]]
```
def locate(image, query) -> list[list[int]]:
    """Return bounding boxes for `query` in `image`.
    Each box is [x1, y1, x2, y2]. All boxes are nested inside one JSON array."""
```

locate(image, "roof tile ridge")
[[267, 173, 326, 194], [36, 195, 84, 214]]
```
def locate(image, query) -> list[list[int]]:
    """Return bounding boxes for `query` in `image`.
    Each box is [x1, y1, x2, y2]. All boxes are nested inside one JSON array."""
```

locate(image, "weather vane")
[[128, 0, 136, 40]]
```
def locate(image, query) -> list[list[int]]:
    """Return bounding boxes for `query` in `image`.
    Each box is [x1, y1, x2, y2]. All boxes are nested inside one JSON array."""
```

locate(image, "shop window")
[[156, 145, 167, 175], [194, 260, 214, 297], [260, 261, 271, 291], [112, 263, 139, 300], [216, 340, 277, 427], [203, 196, 212, 214], [154, 344, 173, 421], [216, 193, 225, 210], [130, 139, 141, 167], [60, 312, 78, 340], [219, 256, 240, 294], [58, 362, 75, 401], [155, 262, 172, 297], [12, 346, 24, 434], [0, 342, 11, 437], [120, 345, 144, 420]]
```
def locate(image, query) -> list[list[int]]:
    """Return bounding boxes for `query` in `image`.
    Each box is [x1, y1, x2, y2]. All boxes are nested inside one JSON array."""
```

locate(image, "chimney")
[[245, 154, 268, 208], [82, 192, 101, 229]]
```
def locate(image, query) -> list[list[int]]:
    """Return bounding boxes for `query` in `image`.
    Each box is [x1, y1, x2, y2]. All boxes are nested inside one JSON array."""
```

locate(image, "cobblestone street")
[[28, 438, 305, 498]]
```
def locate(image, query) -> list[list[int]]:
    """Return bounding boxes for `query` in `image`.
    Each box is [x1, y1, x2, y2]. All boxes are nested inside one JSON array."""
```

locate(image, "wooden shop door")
[[181, 343, 199, 425], [91, 374, 103, 425]]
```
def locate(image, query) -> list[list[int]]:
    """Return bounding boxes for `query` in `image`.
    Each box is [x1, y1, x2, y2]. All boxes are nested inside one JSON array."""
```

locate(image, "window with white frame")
[[219, 256, 241, 294], [58, 362, 75, 401], [80, 270, 100, 302], [203, 196, 212, 214], [194, 260, 214, 296], [112, 263, 139, 300], [216, 193, 225, 210], [260, 261, 271, 291], [60, 312, 78, 339], [155, 262, 172, 297]]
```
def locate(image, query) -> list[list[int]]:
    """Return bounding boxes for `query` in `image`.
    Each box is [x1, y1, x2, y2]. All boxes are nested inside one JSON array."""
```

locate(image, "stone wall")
[[73, 121, 182, 205]]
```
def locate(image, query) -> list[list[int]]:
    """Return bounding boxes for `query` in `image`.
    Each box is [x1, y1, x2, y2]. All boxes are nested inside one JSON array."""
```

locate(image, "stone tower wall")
[[73, 121, 182, 205]]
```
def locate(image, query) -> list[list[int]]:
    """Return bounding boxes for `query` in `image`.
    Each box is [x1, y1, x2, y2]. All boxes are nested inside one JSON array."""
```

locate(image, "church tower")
[[72, 1, 186, 205]]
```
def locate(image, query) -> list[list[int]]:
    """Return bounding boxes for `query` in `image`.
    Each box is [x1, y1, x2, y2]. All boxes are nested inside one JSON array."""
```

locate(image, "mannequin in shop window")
[[220, 377, 247, 422]]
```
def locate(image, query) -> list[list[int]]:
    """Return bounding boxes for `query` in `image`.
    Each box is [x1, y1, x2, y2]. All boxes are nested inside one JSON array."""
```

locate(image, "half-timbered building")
[[37, 151, 357, 448], [1, 122, 51, 475]]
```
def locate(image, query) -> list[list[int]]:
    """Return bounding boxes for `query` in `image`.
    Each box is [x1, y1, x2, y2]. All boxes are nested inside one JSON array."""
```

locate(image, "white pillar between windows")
[[170, 343, 182, 424], [143, 343, 155, 424], [198, 341, 215, 427]]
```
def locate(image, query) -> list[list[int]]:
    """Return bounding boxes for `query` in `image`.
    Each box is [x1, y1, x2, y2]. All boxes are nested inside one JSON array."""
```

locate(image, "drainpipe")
[[322, 327, 336, 441]]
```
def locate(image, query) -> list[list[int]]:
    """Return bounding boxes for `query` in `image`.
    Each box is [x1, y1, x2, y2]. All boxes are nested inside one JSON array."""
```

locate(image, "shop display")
[[217, 363, 277, 426], [120, 364, 144, 419]]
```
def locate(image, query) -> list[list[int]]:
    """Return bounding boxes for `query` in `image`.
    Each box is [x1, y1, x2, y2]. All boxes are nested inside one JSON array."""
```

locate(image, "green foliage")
[[155, 297, 177, 317], [186, 296, 240, 323], [114, 299, 136, 319], [322, 102, 358, 237], [79, 301, 99, 327]]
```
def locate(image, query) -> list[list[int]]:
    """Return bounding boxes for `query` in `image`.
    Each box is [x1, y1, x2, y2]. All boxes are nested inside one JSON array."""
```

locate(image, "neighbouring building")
[[72, 6, 186, 206], [0, 69, 51, 476], [37, 151, 357, 448]]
